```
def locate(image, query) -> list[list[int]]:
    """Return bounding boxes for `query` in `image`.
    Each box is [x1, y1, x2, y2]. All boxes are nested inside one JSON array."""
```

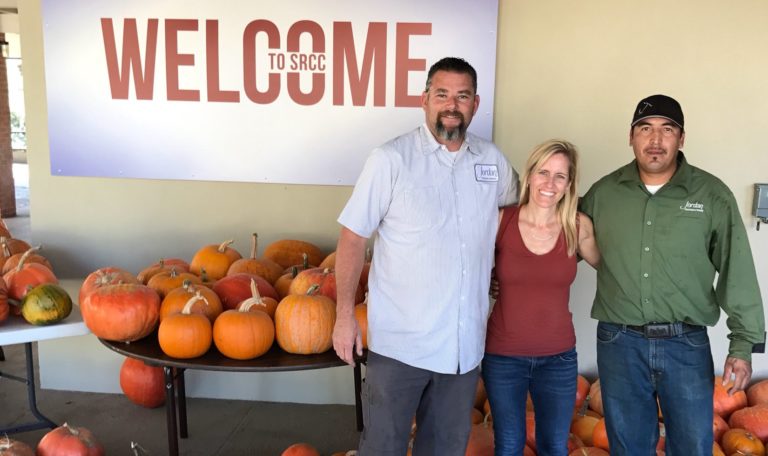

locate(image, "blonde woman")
[[483, 140, 599, 455]]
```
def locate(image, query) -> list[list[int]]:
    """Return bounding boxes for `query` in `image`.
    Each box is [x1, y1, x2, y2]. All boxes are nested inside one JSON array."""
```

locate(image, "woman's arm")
[[577, 212, 600, 268]]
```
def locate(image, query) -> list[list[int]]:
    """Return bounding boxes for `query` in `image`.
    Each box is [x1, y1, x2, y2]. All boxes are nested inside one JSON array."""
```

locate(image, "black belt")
[[624, 322, 703, 339]]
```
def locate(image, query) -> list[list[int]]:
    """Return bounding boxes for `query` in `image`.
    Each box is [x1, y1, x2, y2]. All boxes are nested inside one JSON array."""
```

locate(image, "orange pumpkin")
[[81, 283, 160, 342], [474, 376, 487, 410], [212, 288, 275, 360], [227, 233, 283, 284], [0, 276, 8, 324], [119, 357, 165, 408], [713, 441, 725, 456], [281, 443, 320, 456], [568, 448, 609, 456], [1, 246, 52, 275], [721, 428, 765, 456], [3, 248, 58, 301], [0, 435, 35, 455], [137, 258, 190, 284], [714, 375, 748, 419], [729, 403, 768, 443], [587, 379, 603, 416], [275, 266, 300, 300], [36, 423, 105, 456], [190, 239, 242, 281], [465, 421, 494, 456], [275, 285, 336, 354], [470, 407, 484, 425], [0, 236, 31, 258], [289, 267, 365, 303], [79, 267, 139, 306], [147, 267, 202, 298], [319, 251, 336, 269], [571, 414, 600, 446], [160, 281, 222, 323], [263, 239, 324, 269], [158, 293, 212, 359], [591, 417, 609, 451]]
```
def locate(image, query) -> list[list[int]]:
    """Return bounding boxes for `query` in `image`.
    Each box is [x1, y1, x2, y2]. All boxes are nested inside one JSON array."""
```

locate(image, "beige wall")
[[18, 0, 768, 388]]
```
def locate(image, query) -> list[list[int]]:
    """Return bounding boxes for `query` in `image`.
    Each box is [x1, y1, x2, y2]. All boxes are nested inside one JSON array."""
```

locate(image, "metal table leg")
[[163, 366, 179, 456], [0, 342, 57, 434], [176, 368, 188, 438]]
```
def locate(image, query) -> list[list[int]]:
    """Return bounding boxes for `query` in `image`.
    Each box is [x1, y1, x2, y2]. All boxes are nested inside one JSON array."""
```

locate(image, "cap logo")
[[638, 101, 652, 115]]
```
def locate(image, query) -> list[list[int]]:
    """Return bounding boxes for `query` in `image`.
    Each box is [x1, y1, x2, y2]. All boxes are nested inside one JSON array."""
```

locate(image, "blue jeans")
[[482, 349, 578, 456], [596, 322, 714, 456]]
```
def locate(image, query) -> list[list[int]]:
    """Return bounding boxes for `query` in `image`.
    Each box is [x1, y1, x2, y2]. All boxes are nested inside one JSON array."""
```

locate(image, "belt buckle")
[[644, 323, 671, 339]]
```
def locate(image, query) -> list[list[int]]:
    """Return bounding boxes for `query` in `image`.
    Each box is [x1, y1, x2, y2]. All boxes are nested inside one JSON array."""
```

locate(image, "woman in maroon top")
[[482, 140, 599, 455]]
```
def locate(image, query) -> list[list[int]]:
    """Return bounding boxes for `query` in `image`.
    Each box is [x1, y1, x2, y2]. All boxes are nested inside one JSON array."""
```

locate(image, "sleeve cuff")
[[728, 339, 754, 363]]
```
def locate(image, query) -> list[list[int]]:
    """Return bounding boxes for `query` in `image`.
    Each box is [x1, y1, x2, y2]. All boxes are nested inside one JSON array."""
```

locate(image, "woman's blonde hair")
[[518, 139, 579, 256]]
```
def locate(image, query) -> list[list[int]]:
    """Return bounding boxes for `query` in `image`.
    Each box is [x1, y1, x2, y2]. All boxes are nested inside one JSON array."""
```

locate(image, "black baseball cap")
[[631, 94, 684, 130]]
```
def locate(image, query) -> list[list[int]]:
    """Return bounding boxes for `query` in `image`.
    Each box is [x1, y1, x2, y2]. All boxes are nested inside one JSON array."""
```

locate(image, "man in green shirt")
[[580, 94, 764, 455]]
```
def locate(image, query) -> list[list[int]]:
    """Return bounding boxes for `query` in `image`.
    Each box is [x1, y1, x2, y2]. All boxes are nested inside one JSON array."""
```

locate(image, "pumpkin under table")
[[99, 335, 366, 456]]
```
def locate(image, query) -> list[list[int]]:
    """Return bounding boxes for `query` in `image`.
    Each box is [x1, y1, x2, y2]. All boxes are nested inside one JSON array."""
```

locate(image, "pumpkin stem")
[[14, 245, 42, 272], [238, 279, 268, 312], [182, 279, 193, 291], [306, 284, 320, 296], [290, 265, 299, 279], [169, 267, 179, 278], [0, 237, 10, 257], [181, 292, 209, 314], [217, 239, 234, 253], [302, 252, 309, 270], [250, 233, 258, 259]]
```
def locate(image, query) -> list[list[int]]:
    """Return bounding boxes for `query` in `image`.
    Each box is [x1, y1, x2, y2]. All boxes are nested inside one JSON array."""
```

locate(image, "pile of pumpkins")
[[0, 231, 74, 328], [463, 374, 768, 455], [78, 234, 370, 363]]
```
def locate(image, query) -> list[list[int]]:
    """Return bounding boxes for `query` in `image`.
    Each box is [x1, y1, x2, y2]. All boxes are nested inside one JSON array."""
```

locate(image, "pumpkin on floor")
[[281, 443, 320, 456], [119, 357, 165, 408], [0, 435, 34, 456], [36, 423, 105, 456], [20, 283, 72, 326]]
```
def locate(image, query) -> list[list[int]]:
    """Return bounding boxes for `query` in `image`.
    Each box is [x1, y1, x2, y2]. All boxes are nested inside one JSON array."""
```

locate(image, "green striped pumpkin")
[[21, 283, 72, 325]]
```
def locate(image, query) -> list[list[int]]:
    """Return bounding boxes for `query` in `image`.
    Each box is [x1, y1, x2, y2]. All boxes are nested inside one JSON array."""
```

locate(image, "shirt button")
[[643, 273, 649, 278], [646, 220, 652, 226], [644, 247, 650, 252], [644, 299, 650, 304]]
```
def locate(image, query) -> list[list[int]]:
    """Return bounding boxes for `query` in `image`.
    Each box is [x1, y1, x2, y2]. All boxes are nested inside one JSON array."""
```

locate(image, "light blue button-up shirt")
[[338, 125, 519, 374]]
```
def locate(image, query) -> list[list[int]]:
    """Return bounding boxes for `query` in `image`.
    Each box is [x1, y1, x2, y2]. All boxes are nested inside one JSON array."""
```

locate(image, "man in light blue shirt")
[[333, 57, 519, 455]]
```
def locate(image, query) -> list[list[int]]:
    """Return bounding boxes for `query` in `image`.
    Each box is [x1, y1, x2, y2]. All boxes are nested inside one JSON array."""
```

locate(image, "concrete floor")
[[1, 165, 361, 455]]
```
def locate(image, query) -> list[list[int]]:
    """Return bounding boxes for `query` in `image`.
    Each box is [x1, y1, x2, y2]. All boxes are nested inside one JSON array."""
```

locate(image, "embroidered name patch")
[[475, 164, 499, 182], [680, 200, 705, 213]]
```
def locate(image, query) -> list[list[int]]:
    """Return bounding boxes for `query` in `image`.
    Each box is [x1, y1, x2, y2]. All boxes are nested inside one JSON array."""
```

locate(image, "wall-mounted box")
[[754, 183, 768, 220]]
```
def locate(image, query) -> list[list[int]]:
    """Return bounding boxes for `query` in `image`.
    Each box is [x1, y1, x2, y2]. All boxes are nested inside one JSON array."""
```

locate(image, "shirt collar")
[[617, 151, 692, 191], [419, 123, 479, 156]]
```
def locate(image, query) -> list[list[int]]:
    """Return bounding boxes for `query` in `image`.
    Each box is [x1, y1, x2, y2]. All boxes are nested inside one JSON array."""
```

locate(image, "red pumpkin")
[[213, 273, 278, 310], [748, 379, 768, 406], [119, 357, 165, 408], [714, 375, 748, 419], [79, 267, 139, 306], [0, 436, 34, 456], [80, 283, 161, 342], [714, 413, 730, 444], [729, 403, 768, 443], [37, 423, 105, 456], [281, 443, 320, 456], [464, 421, 494, 456]]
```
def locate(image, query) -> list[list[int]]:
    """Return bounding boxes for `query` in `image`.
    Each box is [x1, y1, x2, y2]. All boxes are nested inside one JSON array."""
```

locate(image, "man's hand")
[[722, 356, 753, 395], [333, 312, 363, 366]]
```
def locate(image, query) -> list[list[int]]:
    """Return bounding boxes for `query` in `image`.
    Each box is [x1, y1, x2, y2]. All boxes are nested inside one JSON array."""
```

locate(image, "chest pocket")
[[402, 186, 442, 230]]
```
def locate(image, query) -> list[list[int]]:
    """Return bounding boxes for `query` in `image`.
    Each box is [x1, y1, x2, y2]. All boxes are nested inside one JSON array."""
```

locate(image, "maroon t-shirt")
[[485, 205, 577, 356]]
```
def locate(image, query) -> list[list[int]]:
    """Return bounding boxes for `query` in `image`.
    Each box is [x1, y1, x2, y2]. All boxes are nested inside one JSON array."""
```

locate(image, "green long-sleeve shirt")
[[580, 152, 764, 361]]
